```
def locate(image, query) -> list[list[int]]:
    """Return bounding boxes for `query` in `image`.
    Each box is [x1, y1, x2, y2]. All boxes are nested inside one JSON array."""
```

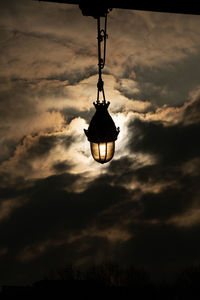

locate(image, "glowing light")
[[84, 102, 119, 164], [90, 141, 115, 164]]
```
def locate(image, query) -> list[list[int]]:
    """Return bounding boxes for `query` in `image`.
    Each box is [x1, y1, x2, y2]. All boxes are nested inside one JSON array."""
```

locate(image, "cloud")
[[168, 208, 200, 228], [0, 170, 133, 283], [128, 100, 200, 166], [108, 10, 200, 70], [0, 197, 28, 221], [1, 0, 200, 286], [0, 1, 96, 81]]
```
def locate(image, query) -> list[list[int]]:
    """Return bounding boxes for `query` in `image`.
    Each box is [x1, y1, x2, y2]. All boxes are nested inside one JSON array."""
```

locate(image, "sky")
[[1, 0, 200, 285]]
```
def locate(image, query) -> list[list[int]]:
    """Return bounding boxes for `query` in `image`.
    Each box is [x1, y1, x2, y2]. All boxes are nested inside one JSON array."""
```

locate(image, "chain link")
[[97, 14, 108, 104]]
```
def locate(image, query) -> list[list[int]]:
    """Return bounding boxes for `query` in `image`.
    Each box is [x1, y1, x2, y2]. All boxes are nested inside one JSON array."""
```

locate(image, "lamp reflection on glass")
[[84, 102, 119, 164], [90, 141, 115, 163]]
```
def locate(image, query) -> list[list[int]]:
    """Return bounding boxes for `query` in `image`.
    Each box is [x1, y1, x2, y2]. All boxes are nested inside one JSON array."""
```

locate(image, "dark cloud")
[[129, 118, 200, 165], [183, 97, 200, 124], [139, 181, 199, 221], [0, 171, 131, 284], [0, 120, 200, 285], [134, 163, 181, 183], [25, 135, 58, 158], [117, 221, 200, 282], [108, 156, 135, 174], [0, 79, 37, 121], [119, 52, 200, 107], [52, 161, 71, 173]]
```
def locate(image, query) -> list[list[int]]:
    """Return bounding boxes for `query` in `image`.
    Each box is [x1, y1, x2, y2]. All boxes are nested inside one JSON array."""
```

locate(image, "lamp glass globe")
[[90, 141, 115, 164]]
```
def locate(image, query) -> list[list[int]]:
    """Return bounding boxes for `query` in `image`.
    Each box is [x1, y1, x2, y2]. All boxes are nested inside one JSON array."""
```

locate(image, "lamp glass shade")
[[90, 141, 115, 164]]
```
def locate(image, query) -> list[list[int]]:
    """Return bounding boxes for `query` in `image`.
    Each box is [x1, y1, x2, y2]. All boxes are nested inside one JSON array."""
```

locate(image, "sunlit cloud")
[[68, 225, 132, 245], [18, 238, 67, 262], [181, 157, 200, 177], [167, 208, 200, 228]]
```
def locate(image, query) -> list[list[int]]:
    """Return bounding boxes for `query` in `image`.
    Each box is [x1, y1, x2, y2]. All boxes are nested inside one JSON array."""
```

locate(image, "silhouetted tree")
[[176, 265, 200, 288], [53, 261, 153, 289], [84, 262, 122, 286], [57, 263, 83, 281], [122, 265, 152, 288]]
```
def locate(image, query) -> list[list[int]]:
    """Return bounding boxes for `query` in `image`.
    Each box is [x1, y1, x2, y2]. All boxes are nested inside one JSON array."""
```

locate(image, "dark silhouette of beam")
[[36, 0, 200, 15]]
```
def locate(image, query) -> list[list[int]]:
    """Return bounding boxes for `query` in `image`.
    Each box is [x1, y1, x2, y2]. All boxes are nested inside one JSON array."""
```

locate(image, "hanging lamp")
[[84, 9, 119, 164]]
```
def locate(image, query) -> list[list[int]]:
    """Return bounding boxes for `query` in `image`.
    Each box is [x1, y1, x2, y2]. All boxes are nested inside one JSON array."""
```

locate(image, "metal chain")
[[97, 14, 108, 104]]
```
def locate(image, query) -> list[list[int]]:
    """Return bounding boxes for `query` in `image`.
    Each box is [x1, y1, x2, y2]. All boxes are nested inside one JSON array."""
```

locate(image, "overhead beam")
[[36, 0, 200, 15]]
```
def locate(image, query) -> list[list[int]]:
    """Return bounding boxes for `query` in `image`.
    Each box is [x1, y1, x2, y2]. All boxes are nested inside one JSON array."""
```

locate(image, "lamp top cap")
[[93, 101, 110, 109]]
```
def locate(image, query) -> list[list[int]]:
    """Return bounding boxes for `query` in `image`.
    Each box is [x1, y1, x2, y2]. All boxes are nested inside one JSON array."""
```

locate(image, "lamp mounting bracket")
[[79, 3, 112, 19]]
